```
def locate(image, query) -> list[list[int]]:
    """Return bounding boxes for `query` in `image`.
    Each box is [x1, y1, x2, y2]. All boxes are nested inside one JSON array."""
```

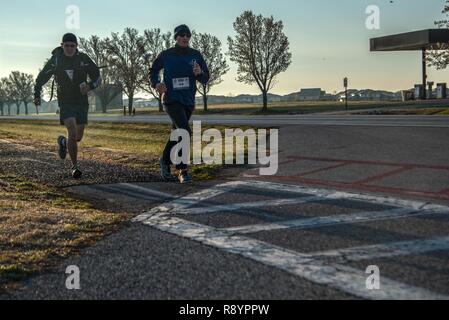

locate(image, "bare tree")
[[427, 1, 449, 69], [79, 35, 122, 113], [0, 78, 7, 116], [10, 71, 34, 115], [139, 28, 173, 112], [191, 32, 229, 112], [3, 78, 14, 116], [105, 28, 145, 115], [228, 10, 292, 112], [7, 72, 24, 115]]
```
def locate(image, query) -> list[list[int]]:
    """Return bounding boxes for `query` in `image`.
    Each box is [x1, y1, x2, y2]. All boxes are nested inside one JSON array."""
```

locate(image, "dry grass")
[[355, 108, 449, 115], [106, 100, 408, 115], [0, 120, 260, 290], [0, 174, 127, 290]]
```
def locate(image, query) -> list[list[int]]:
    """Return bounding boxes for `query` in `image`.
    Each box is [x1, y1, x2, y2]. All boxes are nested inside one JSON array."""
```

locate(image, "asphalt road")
[[2, 114, 449, 127], [1, 117, 449, 300]]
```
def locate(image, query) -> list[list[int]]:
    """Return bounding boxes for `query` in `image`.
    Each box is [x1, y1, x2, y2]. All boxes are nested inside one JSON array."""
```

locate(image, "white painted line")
[[135, 180, 449, 218], [224, 208, 422, 234], [119, 183, 174, 199], [131, 181, 247, 222], [138, 213, 448, 300], [133, 181, 449, 299], [181, 196, 321, 215], [233, 180, 449, 214], [309, 236, 449, 263], [162, 181, 251, 213]]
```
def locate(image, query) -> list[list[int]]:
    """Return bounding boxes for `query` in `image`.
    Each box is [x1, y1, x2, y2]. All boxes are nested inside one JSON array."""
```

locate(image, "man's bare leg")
[[76, 124, 85, 144], [64, 118, 78, 166]]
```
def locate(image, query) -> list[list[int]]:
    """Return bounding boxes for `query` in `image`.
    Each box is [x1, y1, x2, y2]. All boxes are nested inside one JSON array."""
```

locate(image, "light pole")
[[344, 77, 349, 110]]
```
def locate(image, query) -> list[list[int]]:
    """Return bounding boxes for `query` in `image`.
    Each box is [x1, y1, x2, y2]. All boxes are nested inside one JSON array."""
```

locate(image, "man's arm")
[[34, 57, 56, 100], [84, 55, 102, 90], [149, 52, 165, 89], [196, 53, 210, 86]]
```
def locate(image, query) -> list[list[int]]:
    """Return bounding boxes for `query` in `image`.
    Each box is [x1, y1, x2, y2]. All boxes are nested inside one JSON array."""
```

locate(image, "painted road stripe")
[[133, 180, 449, 299], [233, 180, 449, 214], [136, 213, 448, 300], [138, 180, 449, 216], [224, 208, 423, 234], [132, 181, 247, 222], [309, 236, 449, 263], [152, 181, 247, 214], [180, 196, 322, 215]]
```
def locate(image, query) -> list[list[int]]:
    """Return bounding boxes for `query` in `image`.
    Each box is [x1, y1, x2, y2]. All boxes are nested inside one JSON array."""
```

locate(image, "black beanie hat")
[[174, 25, 191, 39], [62, 33, 78, 44]]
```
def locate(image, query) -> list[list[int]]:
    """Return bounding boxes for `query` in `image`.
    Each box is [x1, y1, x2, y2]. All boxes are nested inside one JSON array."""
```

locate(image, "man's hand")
[[80, 83, 91, 95], [156, 83, 167, 95], [193, 62, 202, 77], [34, 97, 41, 107]]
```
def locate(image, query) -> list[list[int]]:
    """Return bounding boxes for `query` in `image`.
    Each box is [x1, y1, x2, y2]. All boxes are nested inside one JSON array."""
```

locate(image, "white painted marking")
[[224, 208, 422, 234], [133, 180, 449, 299], [131, 181, 247, 222], [181, 196, 321, 215], [149, 181, 247, 214], [138, 213, 448, 300], [309, 236, 449, 263], [233, 180, 449, 214]]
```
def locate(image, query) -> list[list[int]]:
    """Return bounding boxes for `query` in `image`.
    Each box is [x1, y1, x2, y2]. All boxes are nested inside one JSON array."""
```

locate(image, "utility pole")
[[344, 77, 349, 110]]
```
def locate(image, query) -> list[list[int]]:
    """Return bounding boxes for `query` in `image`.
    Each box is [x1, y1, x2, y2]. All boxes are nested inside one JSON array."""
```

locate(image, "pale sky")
[[1, 0, 448, 96]]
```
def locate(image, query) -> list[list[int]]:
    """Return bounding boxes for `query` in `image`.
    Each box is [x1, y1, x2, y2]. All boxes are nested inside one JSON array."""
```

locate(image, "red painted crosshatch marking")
[[249, 156, 449, 201]]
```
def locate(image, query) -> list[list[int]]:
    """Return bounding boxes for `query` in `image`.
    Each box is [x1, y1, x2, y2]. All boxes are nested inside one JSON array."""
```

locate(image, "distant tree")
[[191, 32, 229, 112], [9, 71, 34, 115], [139, 28, 172, 112], [79, 35, 122, 113], [0, 78, 7, 116], [3, 79, 15, 116], [105, 28, 145, 115], [7, 72, 24, 115], [228, 10, 292, 112], [427, 0, 449, 69]]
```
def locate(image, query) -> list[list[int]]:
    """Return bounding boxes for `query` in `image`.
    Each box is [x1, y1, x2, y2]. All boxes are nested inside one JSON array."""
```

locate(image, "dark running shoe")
[[71, 164, 82, 180], [160, 158, 176, 182], [178, 170, 192, 184], [57, 136, 67, 160]]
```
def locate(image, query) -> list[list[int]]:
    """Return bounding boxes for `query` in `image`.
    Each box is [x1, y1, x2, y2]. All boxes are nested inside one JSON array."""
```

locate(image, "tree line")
[[1, 10, 293, 115]]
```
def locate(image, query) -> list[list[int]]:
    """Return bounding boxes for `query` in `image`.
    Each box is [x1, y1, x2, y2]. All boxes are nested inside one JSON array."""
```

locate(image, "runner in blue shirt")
[[150, 25, 210, 184]]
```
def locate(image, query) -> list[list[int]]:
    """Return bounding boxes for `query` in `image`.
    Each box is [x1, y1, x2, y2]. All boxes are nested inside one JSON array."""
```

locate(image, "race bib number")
[[173, 77, 190, 90]]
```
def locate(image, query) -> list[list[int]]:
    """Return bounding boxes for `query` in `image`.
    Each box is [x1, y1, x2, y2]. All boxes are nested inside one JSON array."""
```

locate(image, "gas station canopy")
[[370, 29, 449, 51], [370, 29, 449, 100]]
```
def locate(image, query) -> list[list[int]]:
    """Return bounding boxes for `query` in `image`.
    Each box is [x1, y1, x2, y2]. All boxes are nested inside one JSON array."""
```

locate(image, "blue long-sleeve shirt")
[[150, 44, 210, 107]]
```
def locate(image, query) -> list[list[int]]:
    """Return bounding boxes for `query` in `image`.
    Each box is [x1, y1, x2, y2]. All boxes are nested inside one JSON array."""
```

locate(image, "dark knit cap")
[[62, 33, 78, 44], [174, 25, 191, 39]]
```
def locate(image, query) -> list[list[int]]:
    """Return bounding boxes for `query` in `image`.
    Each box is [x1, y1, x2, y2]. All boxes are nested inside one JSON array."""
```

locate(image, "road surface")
[[1, 115, 449, 300]]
